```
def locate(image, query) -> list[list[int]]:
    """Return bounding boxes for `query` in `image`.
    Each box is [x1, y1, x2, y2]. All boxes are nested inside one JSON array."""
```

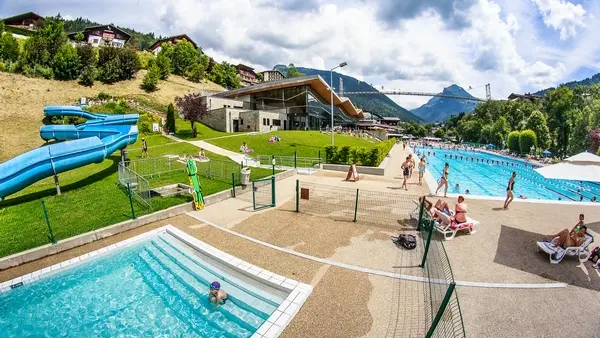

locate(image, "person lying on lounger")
[[546, 226, 587, 249], [420, 196, 468, 224]]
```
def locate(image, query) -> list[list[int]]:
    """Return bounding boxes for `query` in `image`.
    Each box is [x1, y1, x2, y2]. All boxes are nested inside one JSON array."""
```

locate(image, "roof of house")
[[67, 25, 131, 41], [1, 12, 44, 24], [236, 64, 256, 72], [508, 93, 543, 101], [147, 34, 198, 52], [212, 75, 363, 119], [259, 69, 286, 77]]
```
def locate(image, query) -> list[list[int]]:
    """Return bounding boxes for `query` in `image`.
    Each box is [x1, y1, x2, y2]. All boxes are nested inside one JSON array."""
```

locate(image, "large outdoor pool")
[[416, 146, 600, 201], [0, 231, 289, 337]]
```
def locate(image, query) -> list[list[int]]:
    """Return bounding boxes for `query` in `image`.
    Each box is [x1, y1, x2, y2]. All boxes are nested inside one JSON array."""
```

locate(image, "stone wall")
[[200, 107, 228, 132]]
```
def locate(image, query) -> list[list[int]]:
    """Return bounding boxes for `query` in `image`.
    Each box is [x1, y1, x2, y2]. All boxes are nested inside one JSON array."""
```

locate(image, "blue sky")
[[1, 0, 598, 109]]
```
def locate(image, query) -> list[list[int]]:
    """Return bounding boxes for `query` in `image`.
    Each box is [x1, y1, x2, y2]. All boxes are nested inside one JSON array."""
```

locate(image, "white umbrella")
[[535, 151, 600, 182]]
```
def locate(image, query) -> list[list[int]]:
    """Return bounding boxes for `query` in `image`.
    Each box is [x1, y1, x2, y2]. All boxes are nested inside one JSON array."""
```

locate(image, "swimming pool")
[[0, 226, 310, 337], [416, 146, 600, 201]]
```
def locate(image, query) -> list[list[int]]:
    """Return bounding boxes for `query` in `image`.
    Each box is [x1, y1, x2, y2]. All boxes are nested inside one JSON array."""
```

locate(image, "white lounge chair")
[[536, 231, 594, 264], [433, 209, 481, 241]]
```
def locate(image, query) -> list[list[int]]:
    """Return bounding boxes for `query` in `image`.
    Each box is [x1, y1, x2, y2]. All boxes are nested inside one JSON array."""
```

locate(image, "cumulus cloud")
[[375, 0, 477, 29], [532, 0, 587, 40]]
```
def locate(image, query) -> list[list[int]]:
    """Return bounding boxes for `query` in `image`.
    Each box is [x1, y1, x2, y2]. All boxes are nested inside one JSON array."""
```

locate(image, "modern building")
[[147, 34, 198, 56], [259, 70, 286, 83], [236, 64, 259, 86], [1, 12, 44, 32], [67, 25, 131, 48], [201, 75, 363, 133]]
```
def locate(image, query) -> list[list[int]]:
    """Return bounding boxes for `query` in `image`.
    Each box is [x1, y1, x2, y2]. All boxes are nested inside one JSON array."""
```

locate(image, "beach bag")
[[394, 234, 417, 250], [590, 246, 600, 263]]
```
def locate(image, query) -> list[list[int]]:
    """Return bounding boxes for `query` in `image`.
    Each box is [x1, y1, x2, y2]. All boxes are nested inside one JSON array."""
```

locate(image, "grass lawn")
[[174, 118, 233, 140], [0, 135, 276, 258], [207, 130, 380, 158]]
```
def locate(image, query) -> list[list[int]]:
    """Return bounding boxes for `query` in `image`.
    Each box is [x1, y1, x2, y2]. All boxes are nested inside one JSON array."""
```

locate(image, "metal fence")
[[117, 163, 152, 209], [127, 156, 240, 183], [252, 176, 276, 210], [256, 155, 322, 173], [293, 181, 466, 337]]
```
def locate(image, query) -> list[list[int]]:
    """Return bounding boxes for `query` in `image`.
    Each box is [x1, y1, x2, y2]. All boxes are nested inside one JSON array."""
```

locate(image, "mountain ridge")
[[534, 73, 600, 96], [410, 84, 479, 122], [273, 65, 422, 122]]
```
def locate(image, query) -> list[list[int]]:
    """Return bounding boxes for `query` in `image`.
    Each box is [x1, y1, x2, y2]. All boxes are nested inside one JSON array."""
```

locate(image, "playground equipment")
[[185, 158, 205, 210], [0, 105, 139, 200]]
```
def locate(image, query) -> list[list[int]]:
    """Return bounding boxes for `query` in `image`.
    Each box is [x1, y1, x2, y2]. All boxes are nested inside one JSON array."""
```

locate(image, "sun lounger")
[[536, 231, 594, 264], [433, 209, 481, 240]]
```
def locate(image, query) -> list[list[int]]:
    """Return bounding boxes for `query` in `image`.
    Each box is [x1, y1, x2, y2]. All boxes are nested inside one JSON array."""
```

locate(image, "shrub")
[[140, 121, 151, 134], [141, 64, 160, 91], [171, 40, 199, 76], [23, 64, 53, 79], [137, 51, 154, 69], [186, 62, 205, 83], [118, 48, 140, 80], [0, 62, 4, 72], [97, 47, 121, 83], [76, 44, 96, 68], [97, 92, 111, 101], [337, 146, 351, 164], [166, 103, 176, 133], [52, 44, 81, 80], [0, 33, 20, 62], [156, 53, 171, 80], [507, 131, 520, 153], [325, 146, 338, 163], [588, 129, 600, 154], [519, 129, 537, 155], [79, 65, 96, 86]]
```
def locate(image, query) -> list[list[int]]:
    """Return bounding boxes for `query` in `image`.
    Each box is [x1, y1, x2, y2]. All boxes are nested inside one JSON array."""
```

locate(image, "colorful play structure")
[[185, 158, 205, 210]]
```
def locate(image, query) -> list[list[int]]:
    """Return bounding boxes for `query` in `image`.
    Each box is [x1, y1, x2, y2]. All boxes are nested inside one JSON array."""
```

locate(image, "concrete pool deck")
[[2, 167, 600, 337]]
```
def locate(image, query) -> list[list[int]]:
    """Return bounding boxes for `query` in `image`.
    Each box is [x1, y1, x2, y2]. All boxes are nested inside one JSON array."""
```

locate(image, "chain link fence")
[[256, 154, 322, 174], [127, 156, 240, 183]]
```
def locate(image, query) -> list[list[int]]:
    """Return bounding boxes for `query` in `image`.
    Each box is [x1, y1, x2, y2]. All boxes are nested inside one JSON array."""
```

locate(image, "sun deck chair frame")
[[536, 231, 595, 264], [433, 209, 481, 241], [410, 199, 435, 221]]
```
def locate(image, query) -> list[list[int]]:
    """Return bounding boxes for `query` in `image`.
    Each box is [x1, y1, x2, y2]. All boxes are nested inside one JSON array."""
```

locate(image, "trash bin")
[[241, 167, 251, 186]]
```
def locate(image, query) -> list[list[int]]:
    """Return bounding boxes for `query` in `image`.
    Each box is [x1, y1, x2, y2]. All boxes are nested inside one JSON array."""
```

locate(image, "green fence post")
[[240, 161, 243, 171], [231, 172, 236, 198], [127, 183, 136, 219], [252, 181, 256, 210], [318, 150, 321, 166], [41, 200, 56, 245], [425, 282, 456, 338], [294, 151, 297, 168], [419, 220, 435, 268], [295, 179, 300, 212], [417, 197, 425, 231], [271, 176, 276, 206], [353, 189, 359, 222]]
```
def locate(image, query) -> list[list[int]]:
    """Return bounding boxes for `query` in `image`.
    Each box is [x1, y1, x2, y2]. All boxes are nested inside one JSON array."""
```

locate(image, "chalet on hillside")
[[67, 25, 131, 48], [508, 93, 543, 102], [1, 12, 44, 31], [259, 70, 286, 83], [236, 64, 259, 86], [147, 34, 198, 56]]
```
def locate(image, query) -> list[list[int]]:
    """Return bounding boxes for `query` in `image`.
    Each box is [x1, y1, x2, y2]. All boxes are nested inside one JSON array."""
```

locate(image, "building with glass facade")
[[210, 75, 363, 131]]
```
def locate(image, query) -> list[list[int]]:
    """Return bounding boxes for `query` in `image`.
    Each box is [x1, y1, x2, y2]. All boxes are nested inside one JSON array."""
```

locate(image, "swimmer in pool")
[[209, 281, 228, 308]]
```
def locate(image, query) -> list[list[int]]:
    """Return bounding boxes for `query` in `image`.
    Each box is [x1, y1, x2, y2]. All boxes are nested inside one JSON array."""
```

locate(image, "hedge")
[[325, 138, 396, 166], [507, 131, 520, 153], [519, 129, 537, 155]]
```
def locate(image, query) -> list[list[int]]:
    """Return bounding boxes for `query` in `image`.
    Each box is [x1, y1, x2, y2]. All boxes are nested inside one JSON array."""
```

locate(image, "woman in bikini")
[[418, 156, 426, 186], [420, 196, 468, 224], [503, 172, 517, 210], [435, 163, 450, 197]]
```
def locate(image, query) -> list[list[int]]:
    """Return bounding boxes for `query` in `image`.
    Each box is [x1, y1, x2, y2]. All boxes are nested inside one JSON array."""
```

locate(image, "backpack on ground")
[[392, 234, 417, 250]]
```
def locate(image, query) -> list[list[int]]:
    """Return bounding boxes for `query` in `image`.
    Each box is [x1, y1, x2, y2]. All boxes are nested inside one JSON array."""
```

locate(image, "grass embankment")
[[174, 117, 232, 140], [0, 135, 275, 258], [0, 71, 224, 162], [207, 130, 379, 158]]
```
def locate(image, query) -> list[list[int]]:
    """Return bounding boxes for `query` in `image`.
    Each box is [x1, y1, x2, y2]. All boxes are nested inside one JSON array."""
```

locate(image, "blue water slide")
[[0, 106, 139, 200]]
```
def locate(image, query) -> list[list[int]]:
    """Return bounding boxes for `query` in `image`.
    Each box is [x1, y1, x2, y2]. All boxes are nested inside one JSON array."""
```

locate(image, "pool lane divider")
[[187, 214, 568, 289]]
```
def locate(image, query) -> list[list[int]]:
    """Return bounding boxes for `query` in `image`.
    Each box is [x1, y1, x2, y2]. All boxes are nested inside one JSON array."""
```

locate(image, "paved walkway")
[[164, 134, 260, 167]]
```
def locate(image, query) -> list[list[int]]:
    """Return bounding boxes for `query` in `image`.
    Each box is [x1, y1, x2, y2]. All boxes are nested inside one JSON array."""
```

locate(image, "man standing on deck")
[[503, 172, 517, 210]]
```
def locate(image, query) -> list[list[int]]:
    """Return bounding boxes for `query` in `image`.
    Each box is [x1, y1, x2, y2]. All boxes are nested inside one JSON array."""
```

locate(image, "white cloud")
[[532, 0, 587, 40]]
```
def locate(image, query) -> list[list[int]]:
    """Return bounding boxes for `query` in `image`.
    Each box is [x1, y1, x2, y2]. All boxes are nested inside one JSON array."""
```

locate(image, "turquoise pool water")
[[416, 146, 600, 201], [0, 233, 286, 337]]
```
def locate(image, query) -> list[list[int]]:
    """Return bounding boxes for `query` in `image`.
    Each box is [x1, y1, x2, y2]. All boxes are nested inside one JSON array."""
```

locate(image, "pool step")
[[138, 249, 243, 338], [155, 234, 284, 308], [150, 237, 272, 328]]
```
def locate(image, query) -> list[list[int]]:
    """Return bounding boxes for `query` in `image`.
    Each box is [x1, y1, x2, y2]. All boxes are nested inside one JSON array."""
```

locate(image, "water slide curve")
[[0, 105, 139, 200]]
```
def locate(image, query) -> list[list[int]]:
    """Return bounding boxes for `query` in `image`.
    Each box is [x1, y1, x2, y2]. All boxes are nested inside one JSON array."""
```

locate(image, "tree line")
[[438, 84, 600, 157], [0, 17, 241, 90]]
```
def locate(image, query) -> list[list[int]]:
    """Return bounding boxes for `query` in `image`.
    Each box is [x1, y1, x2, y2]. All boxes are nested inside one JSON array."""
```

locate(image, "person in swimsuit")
[[418, 156, 426, 186], [503, 171, 517, 210], [421, 195, 468, 224], [209, 281, 228, 308], [409, 154, 416, 178], [401, 156, 410, 190], [141, 138, 148, 158], [435, 163, 450, 197]]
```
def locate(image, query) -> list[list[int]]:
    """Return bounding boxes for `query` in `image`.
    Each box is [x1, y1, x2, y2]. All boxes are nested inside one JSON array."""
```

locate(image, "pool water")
[[416, 146, 600, 201], [0, 233, 287, 337]]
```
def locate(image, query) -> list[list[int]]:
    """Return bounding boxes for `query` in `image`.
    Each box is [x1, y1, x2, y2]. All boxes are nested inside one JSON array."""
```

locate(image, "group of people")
[[400, 154, 427, 190], [268, 135, 281, 143]]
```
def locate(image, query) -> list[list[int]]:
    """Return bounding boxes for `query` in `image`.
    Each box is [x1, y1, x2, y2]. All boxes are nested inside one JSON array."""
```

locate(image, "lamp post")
[[330, 62, 347, 145]]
